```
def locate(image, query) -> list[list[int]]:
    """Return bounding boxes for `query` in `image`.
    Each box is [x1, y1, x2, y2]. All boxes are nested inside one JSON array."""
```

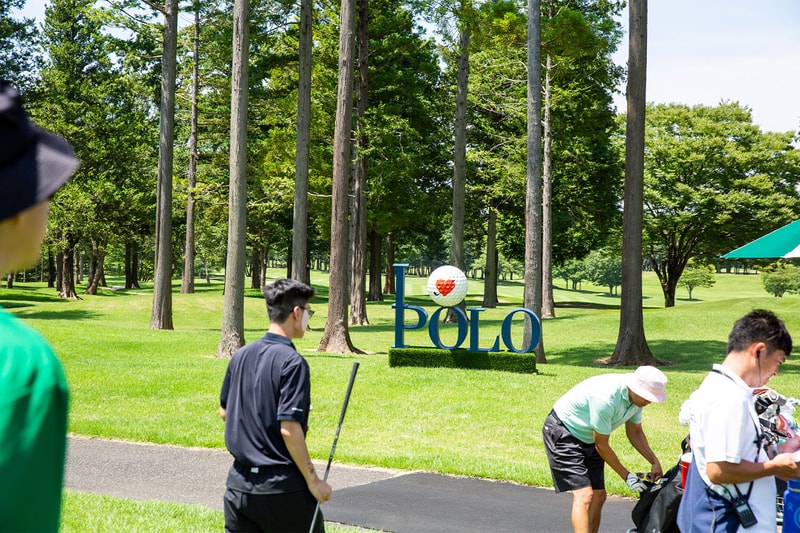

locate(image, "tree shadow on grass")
[[555, 301, 619, 311], [90, 288, 143, 297], [548, 339, 728, 371], [11, 309, 100, 321], [0, 287, 63, 305]]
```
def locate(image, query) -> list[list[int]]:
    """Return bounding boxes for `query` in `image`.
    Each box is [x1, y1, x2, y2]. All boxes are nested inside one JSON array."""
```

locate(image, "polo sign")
[[392, 263, 541, 353]]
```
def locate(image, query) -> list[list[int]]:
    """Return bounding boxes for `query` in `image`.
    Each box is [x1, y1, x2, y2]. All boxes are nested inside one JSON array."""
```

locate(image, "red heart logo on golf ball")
[[436, 279, 455, 296]]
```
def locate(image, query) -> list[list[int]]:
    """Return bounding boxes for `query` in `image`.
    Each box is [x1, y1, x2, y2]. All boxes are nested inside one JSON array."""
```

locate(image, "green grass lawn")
[[62, 490, 374, 533], [2, 268, 798, 528]]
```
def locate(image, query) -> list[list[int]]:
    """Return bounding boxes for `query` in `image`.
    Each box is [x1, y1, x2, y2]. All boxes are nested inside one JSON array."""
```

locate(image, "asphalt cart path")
[[65, 436, 637, 532]]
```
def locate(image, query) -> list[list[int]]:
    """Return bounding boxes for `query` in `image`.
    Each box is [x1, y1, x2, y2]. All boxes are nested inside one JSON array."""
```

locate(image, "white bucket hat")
[[626, 366, 667, 403]]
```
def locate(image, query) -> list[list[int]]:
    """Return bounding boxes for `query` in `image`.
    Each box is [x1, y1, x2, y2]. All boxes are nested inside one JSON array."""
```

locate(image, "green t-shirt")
[[552, 373, 642, 444], [0, 307, 69, 532]]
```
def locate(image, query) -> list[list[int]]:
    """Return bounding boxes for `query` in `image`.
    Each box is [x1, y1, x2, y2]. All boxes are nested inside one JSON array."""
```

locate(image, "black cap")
[[0, 79, 79, 222]]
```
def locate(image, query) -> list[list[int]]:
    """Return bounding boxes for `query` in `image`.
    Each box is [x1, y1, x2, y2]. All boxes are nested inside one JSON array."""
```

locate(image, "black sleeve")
[[220, 363, 231, 409], [276, 358, 310, 424]]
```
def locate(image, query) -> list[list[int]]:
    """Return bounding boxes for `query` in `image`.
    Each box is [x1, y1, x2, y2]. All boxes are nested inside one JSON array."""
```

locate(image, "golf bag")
[[630, 459, 683, 533], [753, 387, 799, 526]]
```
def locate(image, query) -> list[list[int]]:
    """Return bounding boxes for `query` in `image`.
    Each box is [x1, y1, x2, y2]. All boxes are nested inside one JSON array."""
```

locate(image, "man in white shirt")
[[678, 309, 800, 532]]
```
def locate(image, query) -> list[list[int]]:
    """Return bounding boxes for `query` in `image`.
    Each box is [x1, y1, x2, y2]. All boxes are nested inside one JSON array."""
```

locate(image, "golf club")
[[309, 361, 360, 533]]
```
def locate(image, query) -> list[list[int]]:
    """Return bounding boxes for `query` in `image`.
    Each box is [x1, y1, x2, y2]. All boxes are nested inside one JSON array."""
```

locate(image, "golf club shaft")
[[309, 361, 360, 533]]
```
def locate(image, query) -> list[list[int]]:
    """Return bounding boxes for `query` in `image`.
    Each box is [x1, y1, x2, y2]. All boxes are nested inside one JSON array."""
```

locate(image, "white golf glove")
[[626, 472, 648, 493]]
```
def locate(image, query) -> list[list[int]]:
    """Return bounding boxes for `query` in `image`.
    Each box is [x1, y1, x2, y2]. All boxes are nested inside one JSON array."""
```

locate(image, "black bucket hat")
[[0, 79, 79, 222]]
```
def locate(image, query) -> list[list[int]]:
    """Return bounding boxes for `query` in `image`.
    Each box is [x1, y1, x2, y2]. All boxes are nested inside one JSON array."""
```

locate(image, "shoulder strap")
[[707, 369, 758, 502]]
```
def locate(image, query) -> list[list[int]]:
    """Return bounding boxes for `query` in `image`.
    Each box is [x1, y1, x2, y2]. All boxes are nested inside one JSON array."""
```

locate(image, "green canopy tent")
[[722, 219, 800, 259]]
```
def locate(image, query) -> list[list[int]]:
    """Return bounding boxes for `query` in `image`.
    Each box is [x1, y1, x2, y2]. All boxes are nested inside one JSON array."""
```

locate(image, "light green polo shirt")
[[0, 307, 69, 531], [553, 373, 642, 444]]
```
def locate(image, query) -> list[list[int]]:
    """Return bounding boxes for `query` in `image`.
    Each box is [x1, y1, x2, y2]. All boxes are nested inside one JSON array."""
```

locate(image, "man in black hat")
[[0, 79, 79, 531]]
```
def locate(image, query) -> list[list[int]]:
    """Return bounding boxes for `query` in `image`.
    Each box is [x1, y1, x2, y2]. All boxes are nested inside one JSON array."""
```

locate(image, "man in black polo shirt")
[[220, 278, 331, 532]]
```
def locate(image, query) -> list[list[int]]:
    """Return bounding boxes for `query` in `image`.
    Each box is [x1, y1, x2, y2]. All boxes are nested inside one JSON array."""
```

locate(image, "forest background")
[[1, 0, 800, 362]]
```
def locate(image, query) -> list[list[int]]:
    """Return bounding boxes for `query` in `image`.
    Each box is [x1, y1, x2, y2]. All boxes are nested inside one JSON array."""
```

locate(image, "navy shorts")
[[542, 411, 605, 493]]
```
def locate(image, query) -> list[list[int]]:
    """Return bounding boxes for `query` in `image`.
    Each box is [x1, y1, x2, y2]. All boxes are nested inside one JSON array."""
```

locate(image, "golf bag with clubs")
[[753, 386, 800, 525]]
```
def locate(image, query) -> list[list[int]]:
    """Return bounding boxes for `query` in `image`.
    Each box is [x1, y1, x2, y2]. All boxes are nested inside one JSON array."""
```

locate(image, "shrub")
[[388, 347, 537, 374], [678, 259, 716, 300], [761, 263, 800, 297]]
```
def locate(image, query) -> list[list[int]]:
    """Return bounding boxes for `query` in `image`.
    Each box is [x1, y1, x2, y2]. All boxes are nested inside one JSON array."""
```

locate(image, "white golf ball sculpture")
[[426, 265, 468, 307]]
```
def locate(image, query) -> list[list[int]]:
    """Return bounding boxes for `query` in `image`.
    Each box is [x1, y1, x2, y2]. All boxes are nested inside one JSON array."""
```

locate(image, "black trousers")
[[223, 488, 325, 533]]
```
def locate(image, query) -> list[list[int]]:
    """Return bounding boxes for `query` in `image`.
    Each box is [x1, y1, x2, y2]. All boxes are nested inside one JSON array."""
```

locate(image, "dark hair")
[[263, 278, 315, 323], [727, 309, 792, 357]]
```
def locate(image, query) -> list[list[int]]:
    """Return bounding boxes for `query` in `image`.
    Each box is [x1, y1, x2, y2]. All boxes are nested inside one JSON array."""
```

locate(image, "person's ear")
[[754, 341, 767, 359]]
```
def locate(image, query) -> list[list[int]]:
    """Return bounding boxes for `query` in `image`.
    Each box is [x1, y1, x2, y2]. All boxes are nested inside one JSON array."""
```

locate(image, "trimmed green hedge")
[[388, 347, 537, 374]]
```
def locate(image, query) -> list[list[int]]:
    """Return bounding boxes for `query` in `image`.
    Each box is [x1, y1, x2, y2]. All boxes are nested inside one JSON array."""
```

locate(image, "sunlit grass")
[[61, 490, 378, 533], [3, 268, 799, 504]]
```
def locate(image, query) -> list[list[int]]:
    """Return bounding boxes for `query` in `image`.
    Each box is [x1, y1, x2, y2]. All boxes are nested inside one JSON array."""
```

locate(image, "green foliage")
[[473, 0, 624, 264], [677, 259, 716, 300], [760, 263, 800, 297], [0, 0, 38, 91], [388, 347, 537, 373], [583, 250, 621, 294], [553, 258, 587, 289], [30, 0, 157, 283], [638, 102, 800, 307]]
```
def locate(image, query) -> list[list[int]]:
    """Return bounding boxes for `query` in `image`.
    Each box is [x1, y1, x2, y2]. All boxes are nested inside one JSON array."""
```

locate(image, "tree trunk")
[[446, 13, 469, 323], [150, 0, 179, 330], [259, 247, 268, 291], [349, 0, 369, 326], [367, 227, 383, 301], [649, 244, 693, 309], [56, 251, 63, 294], [125, 241, 141, 289], [6, 272, 13, 289], [251, 251, 261, 289], [540, 52, 555, 319], [125, 242, 133, 289], [47, 250, 55, 288], [59, 239, 81, 300], [611, 0, 657, 366], [84, 238, 106, 295], [217, 0, 250, 357], [77, 249, 83, 284], [181, 3, 200, 295], [383, 233, 395, 295], [482, 206, 498, 308], [525, 0, 545, 362], [291, 0, 313, 285], [319, 0, 360, 354]]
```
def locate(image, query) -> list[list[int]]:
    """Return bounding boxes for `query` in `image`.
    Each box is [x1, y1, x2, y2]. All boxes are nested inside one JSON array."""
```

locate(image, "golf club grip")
[[337, 362, 360, 426]]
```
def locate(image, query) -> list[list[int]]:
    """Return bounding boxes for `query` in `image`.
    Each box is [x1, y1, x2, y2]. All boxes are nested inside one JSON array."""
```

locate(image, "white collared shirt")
[[685, 364, 776, 532]]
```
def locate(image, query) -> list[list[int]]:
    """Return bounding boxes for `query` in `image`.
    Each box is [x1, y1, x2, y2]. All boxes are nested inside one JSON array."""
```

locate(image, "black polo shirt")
[[220, 332, 311, 493]]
